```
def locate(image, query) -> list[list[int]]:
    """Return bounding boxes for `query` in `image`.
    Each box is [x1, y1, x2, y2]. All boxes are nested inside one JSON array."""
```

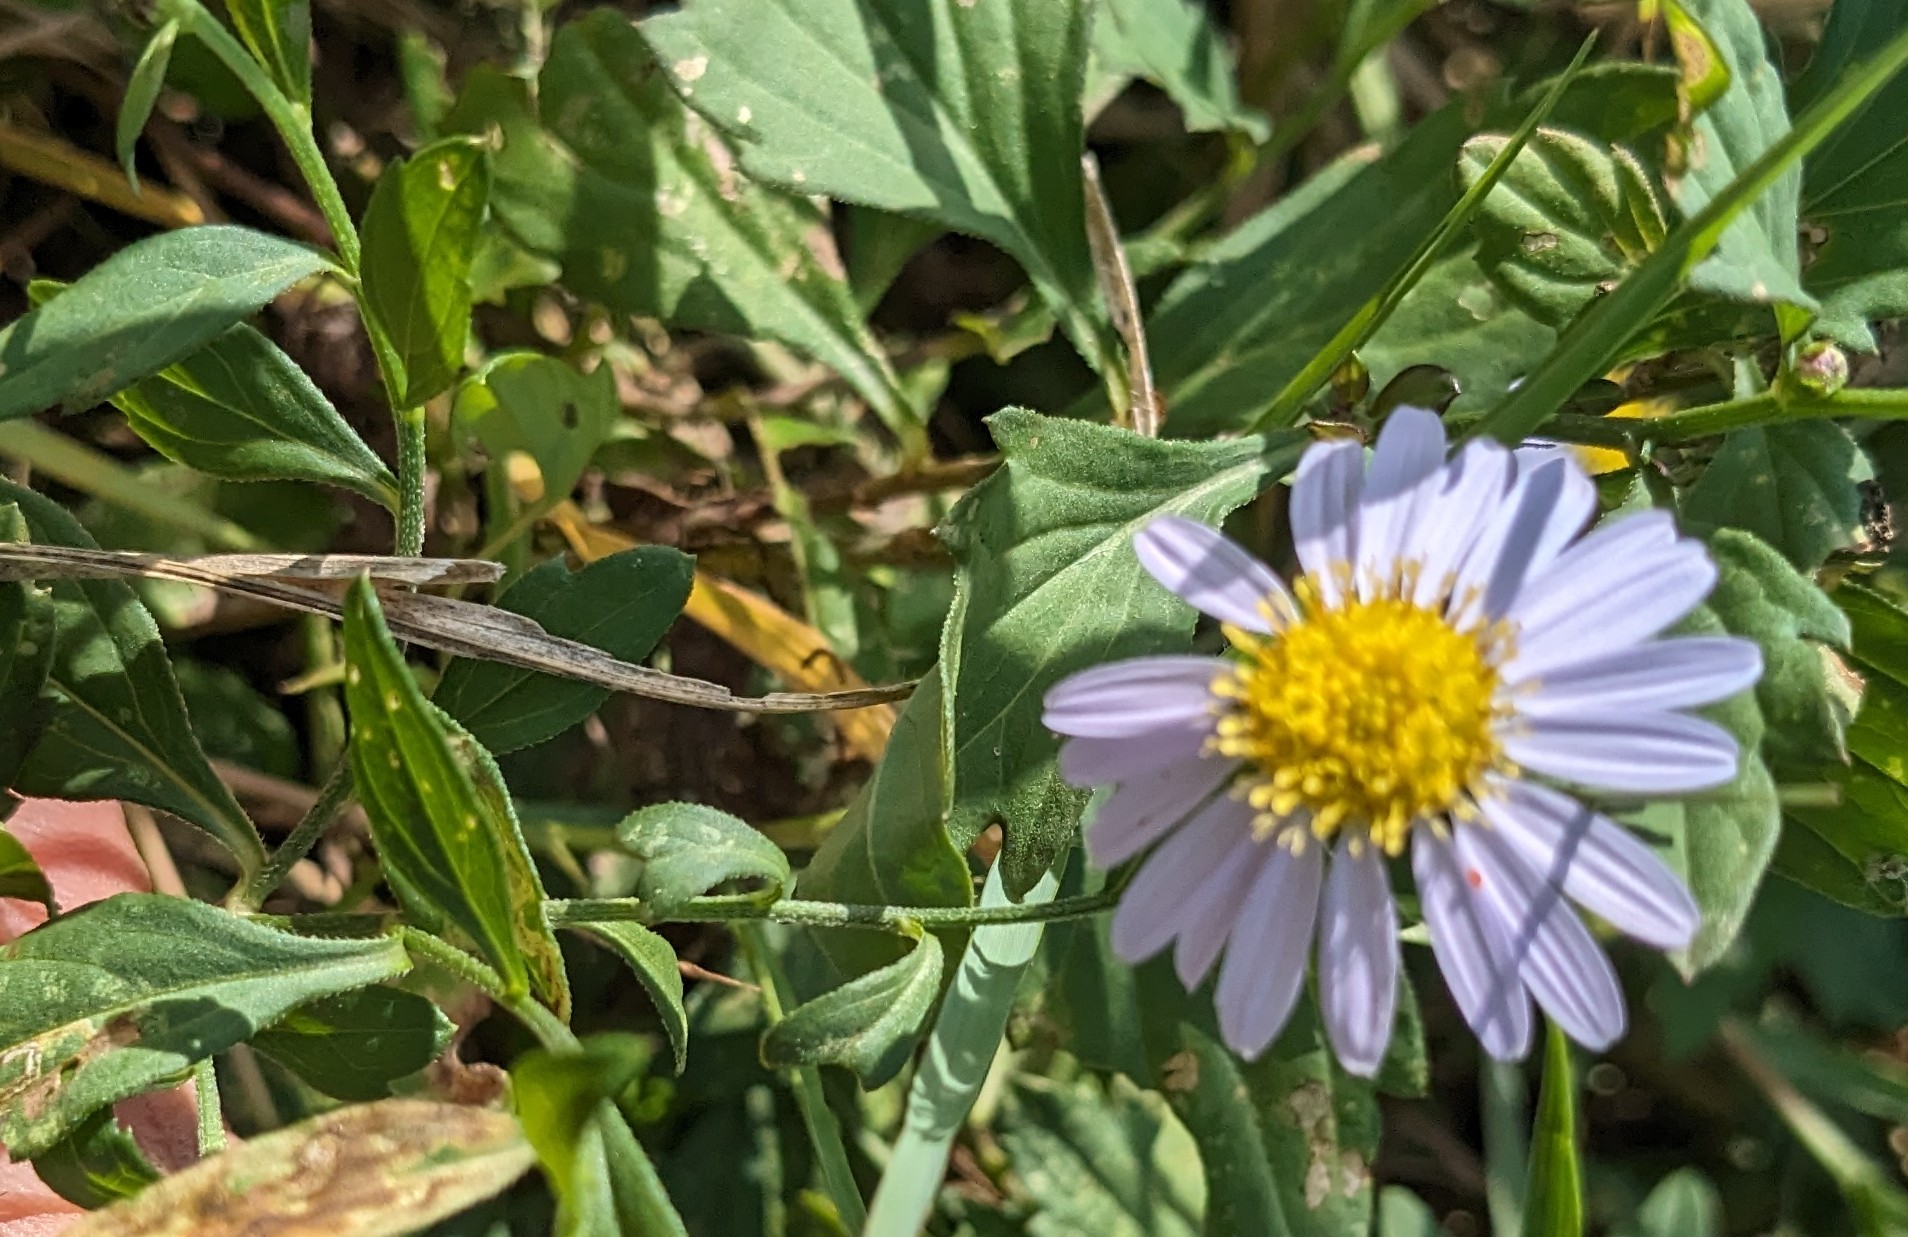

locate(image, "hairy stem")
[[544, 887, 1124, 934]]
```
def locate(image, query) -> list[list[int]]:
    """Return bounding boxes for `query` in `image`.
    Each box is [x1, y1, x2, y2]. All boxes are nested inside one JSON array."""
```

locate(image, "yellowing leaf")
[[545, 502, 895, 761], [1567, 396, 1675, 475]]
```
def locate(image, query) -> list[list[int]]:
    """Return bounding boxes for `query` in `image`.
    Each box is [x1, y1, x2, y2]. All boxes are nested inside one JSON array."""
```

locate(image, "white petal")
[[1450, 456, 1592, 624], [1174, 826, 1273, 988], [1355, 407, 1447, 601], [1455, 825, 1627, 1050], [1505, 515, 1716, 680], [1291, 439, 1363, 606], [1408, 439, 1513, 609], [1214, 838, 1324, 1059], [1058, 724, 1212, 786], [1480, 776, 1699, 950], [1112, 794, 1254, 961], [1503, 710, 1741, 794], [1318, 835, 1400, 1077], [1043, 656, 1228, 738], [1086, 753, 1239, 868], [1135, 516, 1293, 634], [1413, 830, 1532, 1061], [1516, 637, 1763, 716]]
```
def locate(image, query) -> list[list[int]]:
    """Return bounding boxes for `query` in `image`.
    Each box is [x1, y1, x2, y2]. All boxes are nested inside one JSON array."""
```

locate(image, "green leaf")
[[1624, 1169, 1723, 1237], [1683, 423, 1867, 573], [939, 411, 1286, 894], [615, 802, 790, 916], [1360, 249, 1556, 416], [761, 924, 943, 1089], [998, 1074, 1205, 1237], [1701, 529, 1853, 767], [434, 547, 691, 755], [0, 893, 409, 1156], [1525, 1022, 1584, 1237], [0, 505, 56, 790], [567, 922, 689, 1076], [639, 0, 1108, 371], [1461, 128, 1666, 329], [0, 225, 328, 421], [1140, 990, 1379, 1237], [1086, 0, 1267, 138], [358, 138, 488, 408], [70, 1099, 536, 1237], [1378, 1187, 1441, 1237], [118, 20, 179, 187], [0, 828, 52, 913], [1794, 0, 1908, 347], [1742, 1020, 1908, 1127], [249, 986, 454, 1102], [453, 352, 620, 512], [343, 577, 567, 1014], [223, 0, 312, 106], [110, 322, 398, 509], [30, 1106, 159, 1210], [0, 479, 264, 879], [796, 665, 973, 980], [443, 18, 911, 433], [1519, 61, 1683, 146], [1138, 108, 1470, 435], [513, 1034, 690, 1237], [1664, 0, 1815, 312]]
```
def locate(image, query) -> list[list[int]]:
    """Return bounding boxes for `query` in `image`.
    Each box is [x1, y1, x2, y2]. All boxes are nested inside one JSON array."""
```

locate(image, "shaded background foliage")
[[2, 0, 1908, 1235]]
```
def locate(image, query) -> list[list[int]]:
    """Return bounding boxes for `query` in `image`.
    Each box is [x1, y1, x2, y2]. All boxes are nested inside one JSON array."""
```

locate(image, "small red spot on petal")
[[1465, 868, 1484, 890]]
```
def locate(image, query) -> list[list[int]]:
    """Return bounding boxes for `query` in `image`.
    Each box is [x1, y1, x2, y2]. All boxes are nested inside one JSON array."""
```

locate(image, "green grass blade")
[[1525, 1021, 1584, 1237]]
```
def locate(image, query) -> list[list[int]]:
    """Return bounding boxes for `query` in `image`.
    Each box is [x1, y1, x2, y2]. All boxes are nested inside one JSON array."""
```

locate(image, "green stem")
[[395, 406, 429, 555], [229, 759, 353, 913], [544, 887, 1124, 934], [735, 923, 867, 1231], [193, 1058, 227, 1156], [159, 0, 358, 272], [1505, 387, 1908, 451]]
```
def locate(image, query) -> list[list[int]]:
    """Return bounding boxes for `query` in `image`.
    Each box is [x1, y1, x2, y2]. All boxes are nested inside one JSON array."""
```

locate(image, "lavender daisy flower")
[[1042, 407, 1762, 1073]]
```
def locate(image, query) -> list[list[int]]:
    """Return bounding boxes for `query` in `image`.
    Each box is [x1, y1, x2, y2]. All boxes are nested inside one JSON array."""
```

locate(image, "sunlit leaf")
[[223, 0, 312, 106], [1525, 1022, 1584, 1237], [615, 802, 790, 915], [1683, 423, 1868, 574], [762, 924, 943, 1089], [1086, 0, 1267, 138]]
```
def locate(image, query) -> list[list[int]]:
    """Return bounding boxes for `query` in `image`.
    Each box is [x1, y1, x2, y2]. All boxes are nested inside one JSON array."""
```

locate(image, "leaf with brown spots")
[[65, 1099, 535, 1237]]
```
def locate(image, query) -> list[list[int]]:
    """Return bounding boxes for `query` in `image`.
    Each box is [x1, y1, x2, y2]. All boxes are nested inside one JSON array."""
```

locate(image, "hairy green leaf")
[[762, 925, 943, 1089], [640, 0, 1107, 371], [444, 17, 910, 433], [343, 577, 567, 1015], [1462, 128, 1666, 329], [568, 922, 688, 1075], [0, 226, 327, 421], [250, 987, 453, 1102], [435, 546, 692, 755], [359, 138, 488, 408], [112, 322, 398, 509], [0, 893, 408, 1156], [940, 411, 1285, 894], [999, 1074, 1204, 1237], [616, 802, 790, 915], [0, 480, 264, 879]]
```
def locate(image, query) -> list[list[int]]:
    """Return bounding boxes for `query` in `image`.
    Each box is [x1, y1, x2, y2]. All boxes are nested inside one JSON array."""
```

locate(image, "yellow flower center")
[[1213, 577, 1509, 855]]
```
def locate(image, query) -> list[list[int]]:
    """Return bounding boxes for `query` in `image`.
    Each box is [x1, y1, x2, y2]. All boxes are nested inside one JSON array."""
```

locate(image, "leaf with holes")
[[344, 578, 568, 1016], [640, 0, 1108, 372], [441, 17, 910, 435], [453, 352, 620, 512], [0, 481, 264, 880], [359, 138, 488, 408], [939, 411, 1290, 894], [0, 893, 409, 1156], [0, 226, 328, 420]]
